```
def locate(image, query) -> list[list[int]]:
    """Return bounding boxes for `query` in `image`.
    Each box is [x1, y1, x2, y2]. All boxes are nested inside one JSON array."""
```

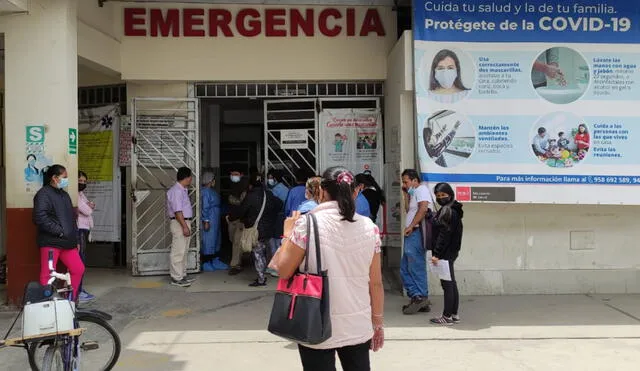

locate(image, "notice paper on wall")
[[78, 105, 121, 242], [413, 0, 640, 204]]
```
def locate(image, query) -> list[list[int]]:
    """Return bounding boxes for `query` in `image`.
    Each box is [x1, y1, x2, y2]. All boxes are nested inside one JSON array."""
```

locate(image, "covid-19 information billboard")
[[413, 0, 640, 204]]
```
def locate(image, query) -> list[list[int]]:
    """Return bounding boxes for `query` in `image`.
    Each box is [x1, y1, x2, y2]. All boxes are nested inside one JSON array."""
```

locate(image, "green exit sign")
[[68, 128, 77, 155]]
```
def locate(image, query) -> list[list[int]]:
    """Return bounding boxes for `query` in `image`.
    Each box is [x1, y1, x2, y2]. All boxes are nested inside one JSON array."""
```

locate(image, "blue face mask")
[[57, 177, 69, 189], [407, 187, 415, 196]]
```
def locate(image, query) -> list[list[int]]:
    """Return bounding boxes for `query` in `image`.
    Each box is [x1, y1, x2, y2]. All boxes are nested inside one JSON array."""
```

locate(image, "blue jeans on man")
[[400, 229, 429, 314]]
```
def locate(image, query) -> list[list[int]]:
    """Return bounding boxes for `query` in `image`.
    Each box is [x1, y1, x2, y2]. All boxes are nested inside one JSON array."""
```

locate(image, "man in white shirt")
[[400, 169, 434, 314]]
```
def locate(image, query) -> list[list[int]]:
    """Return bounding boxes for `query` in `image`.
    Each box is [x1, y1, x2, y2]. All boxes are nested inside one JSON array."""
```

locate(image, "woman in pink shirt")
[[270, 167, 385, 371], [77, 171, 96, 302]]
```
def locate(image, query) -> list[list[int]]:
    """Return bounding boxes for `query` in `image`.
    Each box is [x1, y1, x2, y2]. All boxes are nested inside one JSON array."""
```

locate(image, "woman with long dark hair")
[[33, 165, 85, 301], [428, 49, 470, 104], [354, 172, 386, 223], [575, 123, 590, 151], [429, 182, 464, 325], [270, 166, 385, 371]]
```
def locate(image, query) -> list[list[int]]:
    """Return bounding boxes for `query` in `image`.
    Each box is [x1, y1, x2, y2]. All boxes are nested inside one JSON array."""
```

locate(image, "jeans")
[[400, 229, 428, 298], [441, 260, 459, 317], [298, 340, 372, 371]]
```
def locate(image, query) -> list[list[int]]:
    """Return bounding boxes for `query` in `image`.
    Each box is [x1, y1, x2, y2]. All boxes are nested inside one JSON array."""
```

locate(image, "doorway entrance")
[[130, 97, 201, 276], [197, 81, 384, 265]]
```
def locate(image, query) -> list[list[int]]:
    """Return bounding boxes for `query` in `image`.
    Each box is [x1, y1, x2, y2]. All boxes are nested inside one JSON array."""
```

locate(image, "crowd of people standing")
[[209, 166, 387, 288], [31, 160, 463, 370]]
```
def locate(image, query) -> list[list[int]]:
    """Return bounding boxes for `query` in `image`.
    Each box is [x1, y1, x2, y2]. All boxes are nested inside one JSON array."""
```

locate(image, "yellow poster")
[[78, 131, 113, 181]]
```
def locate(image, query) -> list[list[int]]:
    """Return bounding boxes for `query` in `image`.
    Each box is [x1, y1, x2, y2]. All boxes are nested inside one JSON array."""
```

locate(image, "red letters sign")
[[124, 7, 386, 38]]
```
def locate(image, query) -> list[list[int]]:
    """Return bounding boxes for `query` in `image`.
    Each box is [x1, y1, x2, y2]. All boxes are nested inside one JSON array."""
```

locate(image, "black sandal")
[[248, 279, 267, 287]]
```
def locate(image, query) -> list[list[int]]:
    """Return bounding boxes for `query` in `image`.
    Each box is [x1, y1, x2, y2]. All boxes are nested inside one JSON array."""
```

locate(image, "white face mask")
[[267, 179, 276, 187], [434, 69, 458, 89], [230, 175, 241, 183]]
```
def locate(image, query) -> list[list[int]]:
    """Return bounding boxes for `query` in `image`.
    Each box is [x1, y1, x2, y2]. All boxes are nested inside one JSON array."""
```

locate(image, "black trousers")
[[78, 229, 90, 294], [440, 260, 459, 317], [298, 340, 371, 371]]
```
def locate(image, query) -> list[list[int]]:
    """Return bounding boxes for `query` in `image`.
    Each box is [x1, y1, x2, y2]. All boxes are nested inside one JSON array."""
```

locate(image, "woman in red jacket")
[[575, 124, 590, 151]]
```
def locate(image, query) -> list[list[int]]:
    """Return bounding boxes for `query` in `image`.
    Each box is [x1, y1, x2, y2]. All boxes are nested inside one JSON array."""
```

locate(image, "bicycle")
[[1, 250, 121, 370]]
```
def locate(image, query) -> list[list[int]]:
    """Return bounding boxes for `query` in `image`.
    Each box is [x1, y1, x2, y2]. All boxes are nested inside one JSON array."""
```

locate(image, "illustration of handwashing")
[[531, 47, 590, 104]]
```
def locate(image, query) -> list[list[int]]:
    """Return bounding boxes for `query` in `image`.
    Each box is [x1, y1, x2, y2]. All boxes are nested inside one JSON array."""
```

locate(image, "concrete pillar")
[[3, 0, 78, 305]]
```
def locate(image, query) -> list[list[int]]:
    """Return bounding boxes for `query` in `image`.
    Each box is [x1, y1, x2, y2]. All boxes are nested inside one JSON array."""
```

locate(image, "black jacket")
[[362, 188, 383, 223], [229, 186, 283, 240], [431, 201, 463, 261], [33, 185, 78, 249]]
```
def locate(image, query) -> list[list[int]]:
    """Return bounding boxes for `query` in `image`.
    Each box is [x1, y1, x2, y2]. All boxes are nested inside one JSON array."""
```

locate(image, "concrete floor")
[[2, 269, 640, 370]]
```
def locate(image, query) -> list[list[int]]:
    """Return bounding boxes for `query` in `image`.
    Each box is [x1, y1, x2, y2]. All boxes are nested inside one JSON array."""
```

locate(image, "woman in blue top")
[[200, 171, 222, 259], [297, 176, 322, 214]]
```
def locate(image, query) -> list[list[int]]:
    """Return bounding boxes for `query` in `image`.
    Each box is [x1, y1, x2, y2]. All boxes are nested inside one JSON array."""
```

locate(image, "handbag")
[[239, 190, 266, 253], [267, 213, 332, 345]]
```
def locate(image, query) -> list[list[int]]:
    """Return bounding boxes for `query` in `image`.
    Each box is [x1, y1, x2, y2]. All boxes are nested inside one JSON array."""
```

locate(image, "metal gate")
[[264, 98, 381, 182], [264, 99, 318, 184], [131, 98, 200, 276]]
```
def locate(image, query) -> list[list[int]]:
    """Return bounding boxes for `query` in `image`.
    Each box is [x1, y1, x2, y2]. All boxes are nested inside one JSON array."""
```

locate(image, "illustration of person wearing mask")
[[428, 49, 471, 104], [25, 154, 40, 183], [423, 111, 462, 168]]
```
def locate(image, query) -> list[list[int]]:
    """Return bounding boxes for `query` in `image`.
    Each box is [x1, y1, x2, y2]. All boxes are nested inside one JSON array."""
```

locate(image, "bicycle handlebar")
[[48, 250, 54, 271], [46, 250, 72, 287]]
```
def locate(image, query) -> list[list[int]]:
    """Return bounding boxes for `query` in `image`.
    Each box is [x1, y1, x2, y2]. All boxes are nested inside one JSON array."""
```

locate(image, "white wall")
[[78, 64, 122, 87], [77, 2, 121, 74], [115, 4, 396, 81], [386, 33, 640, 296], [456, 204, 640, 295], [384, 31, 413, 270]]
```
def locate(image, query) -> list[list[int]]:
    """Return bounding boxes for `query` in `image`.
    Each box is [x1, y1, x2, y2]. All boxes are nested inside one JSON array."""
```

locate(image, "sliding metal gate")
[[264, 99, 318, 184], [131, 98, 200, 276]]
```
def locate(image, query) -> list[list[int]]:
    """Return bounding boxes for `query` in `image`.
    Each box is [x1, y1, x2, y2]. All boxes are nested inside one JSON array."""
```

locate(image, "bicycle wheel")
[[75, 314, 121, 370], [41, 344, 64, 371], [28, 339, 63, 371]]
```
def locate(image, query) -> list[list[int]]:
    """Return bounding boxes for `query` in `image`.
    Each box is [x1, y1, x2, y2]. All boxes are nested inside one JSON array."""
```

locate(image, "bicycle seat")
[[22, 281, 56, 305]]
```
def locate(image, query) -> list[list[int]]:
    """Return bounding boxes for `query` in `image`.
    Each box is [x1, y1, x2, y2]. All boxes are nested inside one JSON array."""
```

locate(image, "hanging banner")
[[319, 108, 384, 184], [414, 0, 640, 204], [78, 105, 121, 242]]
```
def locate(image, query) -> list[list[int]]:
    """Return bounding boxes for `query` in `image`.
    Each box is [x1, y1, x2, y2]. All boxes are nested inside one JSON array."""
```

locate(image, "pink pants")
[[40, 247, 85, 300]]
